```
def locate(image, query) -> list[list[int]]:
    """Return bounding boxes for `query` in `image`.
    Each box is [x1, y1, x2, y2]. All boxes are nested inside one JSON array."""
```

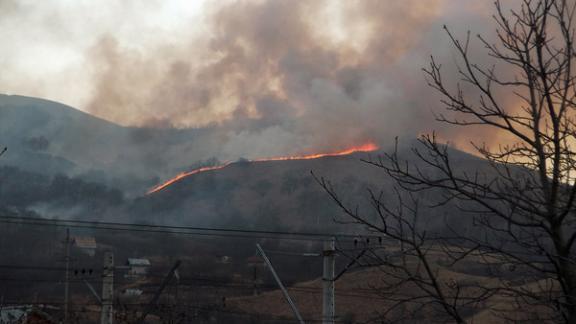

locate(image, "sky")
[[0, 0, 503, 157]]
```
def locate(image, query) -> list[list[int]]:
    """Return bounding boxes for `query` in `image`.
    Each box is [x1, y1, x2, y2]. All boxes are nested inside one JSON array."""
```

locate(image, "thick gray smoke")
[[86, 0, 447, 158], [0, 0, 515, 163]]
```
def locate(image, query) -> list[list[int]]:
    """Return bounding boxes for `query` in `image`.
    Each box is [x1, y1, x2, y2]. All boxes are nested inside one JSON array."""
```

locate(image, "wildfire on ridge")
[[146, 142, 379, 195]]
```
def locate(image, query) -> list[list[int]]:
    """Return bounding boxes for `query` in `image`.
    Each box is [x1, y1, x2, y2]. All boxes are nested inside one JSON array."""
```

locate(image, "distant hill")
[[0, 94, 215, 193], [0, 94, 123, 172]]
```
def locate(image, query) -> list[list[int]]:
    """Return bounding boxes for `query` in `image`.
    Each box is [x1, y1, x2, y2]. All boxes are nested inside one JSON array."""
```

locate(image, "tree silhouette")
[[318, 0, 576, 322]]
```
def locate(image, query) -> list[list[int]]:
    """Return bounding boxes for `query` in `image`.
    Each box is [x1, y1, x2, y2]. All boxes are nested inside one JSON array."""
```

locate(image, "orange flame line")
[[252, 142, 379, 162], [147, 142, 378, 195], [146, 163, 232, 194]]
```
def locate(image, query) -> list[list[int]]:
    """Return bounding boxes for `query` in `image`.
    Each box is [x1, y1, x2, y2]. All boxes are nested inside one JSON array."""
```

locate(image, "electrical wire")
[[0, 215, 388, 242]]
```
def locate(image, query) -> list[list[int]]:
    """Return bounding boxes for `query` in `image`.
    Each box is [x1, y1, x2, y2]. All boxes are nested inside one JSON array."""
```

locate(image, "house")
[[126, 258, 151, 278], [72, 236, 97, 257]]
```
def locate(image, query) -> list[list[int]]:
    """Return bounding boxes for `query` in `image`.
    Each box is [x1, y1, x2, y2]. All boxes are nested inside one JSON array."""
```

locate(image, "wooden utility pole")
[[63, 228, 71, 323], [322, 238, 335, 324], [100, 251, 114, 324]]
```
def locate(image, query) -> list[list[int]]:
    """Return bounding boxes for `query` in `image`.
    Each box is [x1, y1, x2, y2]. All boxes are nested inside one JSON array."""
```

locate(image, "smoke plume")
[[0, 0, 512, 160]]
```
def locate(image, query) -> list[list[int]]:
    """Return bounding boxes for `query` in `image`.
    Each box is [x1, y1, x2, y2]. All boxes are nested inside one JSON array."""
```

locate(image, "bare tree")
[[318, 0, 576, 322], [316, 179, 494, 323]]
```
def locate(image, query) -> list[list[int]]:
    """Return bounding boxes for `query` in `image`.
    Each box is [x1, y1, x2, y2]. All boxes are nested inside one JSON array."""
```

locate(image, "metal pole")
[[322, 238, 335, 324], [100, 251, 114, 324], [137, 260, 181, 324], [64, 228, 71, 323], [83, 279, 102, 305], [256, 244, 305, 324]]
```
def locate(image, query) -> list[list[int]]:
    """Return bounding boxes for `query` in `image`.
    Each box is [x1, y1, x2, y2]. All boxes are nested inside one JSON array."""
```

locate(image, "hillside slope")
[[129, 146, 489, 235], [0, 94, 213, 191]]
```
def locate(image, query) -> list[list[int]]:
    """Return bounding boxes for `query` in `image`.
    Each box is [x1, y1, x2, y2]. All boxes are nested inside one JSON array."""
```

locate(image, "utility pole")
[[100, 251, 114, 324], [322, 238, 335, 324], [63, 228, 71, 323], [256, 244, 304, 324]]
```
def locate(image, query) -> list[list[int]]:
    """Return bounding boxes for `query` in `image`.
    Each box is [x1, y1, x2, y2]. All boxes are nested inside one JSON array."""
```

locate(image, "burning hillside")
[[147, 142, 379, 194]]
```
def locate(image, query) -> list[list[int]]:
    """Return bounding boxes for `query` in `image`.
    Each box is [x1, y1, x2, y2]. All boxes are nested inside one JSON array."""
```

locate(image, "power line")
[[0, 215, 387, 242], [0, 218, 323, 242], [0, 214, 365, 238]]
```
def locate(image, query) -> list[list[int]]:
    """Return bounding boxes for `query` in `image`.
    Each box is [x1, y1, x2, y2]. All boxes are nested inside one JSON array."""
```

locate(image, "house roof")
[[72, 236, 97, 249], [127, 258, 151, 266]]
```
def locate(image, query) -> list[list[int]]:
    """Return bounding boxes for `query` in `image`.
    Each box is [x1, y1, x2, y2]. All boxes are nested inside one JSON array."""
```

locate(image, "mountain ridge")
[[0, 95, 490, 236]]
